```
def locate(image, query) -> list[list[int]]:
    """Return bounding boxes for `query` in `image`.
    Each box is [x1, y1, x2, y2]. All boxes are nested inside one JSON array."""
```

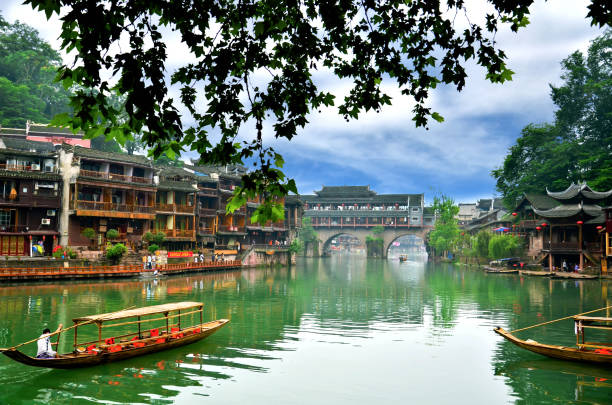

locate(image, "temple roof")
[[516, 193, 561, 211], [314, 186, 376, 198], [533, 202, 603, 219], [546, 182, 612, 201]]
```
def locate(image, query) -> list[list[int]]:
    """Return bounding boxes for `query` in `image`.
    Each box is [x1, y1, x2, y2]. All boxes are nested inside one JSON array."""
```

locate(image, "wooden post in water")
[[73, 321, 78, 350], [138, 316, 141, 338], [178, 310, 181, 330], [165, 312, 169, 334], [97, 321, 102, 344], [579, 222, 583, 271]]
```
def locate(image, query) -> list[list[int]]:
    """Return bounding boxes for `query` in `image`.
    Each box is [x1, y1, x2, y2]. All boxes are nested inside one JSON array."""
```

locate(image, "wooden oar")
[[0, 306, 137, 352], [509, 305, 612, 334]]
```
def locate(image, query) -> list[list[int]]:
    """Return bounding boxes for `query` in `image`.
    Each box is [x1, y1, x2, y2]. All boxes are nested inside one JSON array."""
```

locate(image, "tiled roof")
[[1, 137, 56, 153], [533, 202, 602, 219], [314, 185, 376, 198], [522, 193, 560, 210], [156, 165, 197, 180], [546, 182, 612, 201], [157, 180, 198, 192], [71, 145, 151, 166]]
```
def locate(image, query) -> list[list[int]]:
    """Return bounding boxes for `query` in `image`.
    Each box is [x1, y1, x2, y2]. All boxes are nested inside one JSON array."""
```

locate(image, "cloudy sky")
[[0, 1, 605, 202]]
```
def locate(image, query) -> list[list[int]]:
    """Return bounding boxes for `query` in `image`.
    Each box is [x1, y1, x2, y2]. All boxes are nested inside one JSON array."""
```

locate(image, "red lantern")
[[576, 220, 583, 225], [503, 229, 509, 232], [42, 236, 45, 241], [512, 212, 517, 216], [541, 223, 547, 227], [536, 226, 541, 230], [596, 225, 603, 230], [461, 232, 465, 236], [28, 235, 32, 240], [53, 235, 56, 240]]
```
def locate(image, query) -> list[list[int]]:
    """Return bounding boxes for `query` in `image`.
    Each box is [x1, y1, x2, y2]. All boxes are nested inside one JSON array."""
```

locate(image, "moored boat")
[[494, 307, 612, 365], [0, 302, 228, 369]]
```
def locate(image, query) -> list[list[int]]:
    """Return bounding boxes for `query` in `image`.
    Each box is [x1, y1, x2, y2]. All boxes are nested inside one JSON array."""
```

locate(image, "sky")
[[0, 0, 605, 203]]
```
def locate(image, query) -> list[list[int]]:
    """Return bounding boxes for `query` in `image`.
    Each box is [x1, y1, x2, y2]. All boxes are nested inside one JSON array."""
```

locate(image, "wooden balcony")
[[218, 225, 246, 233], [79, 169, 152, 184], [543, 241, 580, 252], [198, 227, 214, 235], [155, 229, 196, 239], [199, 207, 217, 217], [0, 193, 60, 208], [72, 200, 155, 219], [155, 203, 195, 214], [0, 163, 59, 173], [198, 187, 217, 197]]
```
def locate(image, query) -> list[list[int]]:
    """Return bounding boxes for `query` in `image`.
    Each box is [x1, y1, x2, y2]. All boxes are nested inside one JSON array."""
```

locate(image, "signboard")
[[168, 251, 193, 258]]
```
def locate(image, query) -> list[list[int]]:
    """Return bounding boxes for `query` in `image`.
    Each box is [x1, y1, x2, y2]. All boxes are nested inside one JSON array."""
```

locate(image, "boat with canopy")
[[495, 305, 612, 365], [0, 301, 228, 369]]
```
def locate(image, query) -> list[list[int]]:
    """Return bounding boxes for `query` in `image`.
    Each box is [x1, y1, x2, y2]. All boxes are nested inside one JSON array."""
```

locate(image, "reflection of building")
[[301, 185, 433, 229]]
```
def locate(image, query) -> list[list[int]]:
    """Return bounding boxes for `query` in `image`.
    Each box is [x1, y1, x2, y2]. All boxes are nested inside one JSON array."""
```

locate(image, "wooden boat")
[[399, 255, 407, 262], [519, 270, 554, 277], [484, 266, 518, 274], [0, 302, 228, 369], [495, 314, 612, 365]]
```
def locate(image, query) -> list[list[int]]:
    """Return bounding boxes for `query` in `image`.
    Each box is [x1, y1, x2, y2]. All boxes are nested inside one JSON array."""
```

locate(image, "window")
[[412, 207, 419, 212], [412, 217, 419, 222], [0, 210, 10, 227]]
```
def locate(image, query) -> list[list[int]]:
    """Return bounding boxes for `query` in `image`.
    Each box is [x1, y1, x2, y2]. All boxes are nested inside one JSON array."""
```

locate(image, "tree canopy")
[[0, 14, 71, 127], [493, 30, 612, 208], [428, 194, 460, 256], [23, 0, 612, 222]]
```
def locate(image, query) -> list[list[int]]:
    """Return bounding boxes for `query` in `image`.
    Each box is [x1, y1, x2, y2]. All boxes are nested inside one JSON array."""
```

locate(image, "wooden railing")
[[79, 169, 152, 184], [73, 200, 155, 213], [198, 187, 217, 196], [543, 241, 580, 251], [155, 203, 195, 214], [199, 208, 217, 216], [198, 227, 214, 235], [218, 225, 246, 233], [0, 163, 58, 173], [155, 229, 196, 238], [0, 260, 242, 280]]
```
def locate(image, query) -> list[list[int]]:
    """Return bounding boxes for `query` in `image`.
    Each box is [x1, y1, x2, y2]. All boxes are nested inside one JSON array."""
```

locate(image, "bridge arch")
[[385, 233, 428, 259], [321, 232, 366, 255]]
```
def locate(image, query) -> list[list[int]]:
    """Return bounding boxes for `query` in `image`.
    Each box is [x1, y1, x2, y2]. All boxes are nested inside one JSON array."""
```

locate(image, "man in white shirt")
[[36, 324, 63, 358]]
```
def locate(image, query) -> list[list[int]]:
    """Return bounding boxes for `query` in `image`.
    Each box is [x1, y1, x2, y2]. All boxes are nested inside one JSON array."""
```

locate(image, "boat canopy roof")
[[574, 316, 612, 324], [73, 302, 203, 322]]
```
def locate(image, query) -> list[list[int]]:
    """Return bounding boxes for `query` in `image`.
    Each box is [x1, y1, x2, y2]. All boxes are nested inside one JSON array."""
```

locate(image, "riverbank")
[[0, 260, 241, 282]]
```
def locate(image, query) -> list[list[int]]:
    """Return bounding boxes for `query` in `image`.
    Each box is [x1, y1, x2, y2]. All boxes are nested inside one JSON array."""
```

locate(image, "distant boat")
[[1, 302, 228, 369], [399, 255, 408, 262]]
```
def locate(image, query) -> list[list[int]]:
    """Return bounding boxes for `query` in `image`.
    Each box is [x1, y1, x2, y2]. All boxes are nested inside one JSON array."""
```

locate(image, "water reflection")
[[0, 260, 611, 403]]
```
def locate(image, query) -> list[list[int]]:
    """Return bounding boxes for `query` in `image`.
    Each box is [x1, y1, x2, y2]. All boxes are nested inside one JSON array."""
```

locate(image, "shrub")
[[106, 229, 119, 240], [144, 231, 165, 245], [81, 227, 96, 240], [289, 238, 303, 254], [148, 244, 160, 254], [488, 234, 523, 260], [106, 243, 127, 264]]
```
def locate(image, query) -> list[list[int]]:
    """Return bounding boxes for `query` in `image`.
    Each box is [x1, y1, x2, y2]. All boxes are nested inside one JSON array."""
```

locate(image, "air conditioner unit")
[[41, 218, 51, 225], [47, 210, 56, 216], [30, 164, 41, 171]]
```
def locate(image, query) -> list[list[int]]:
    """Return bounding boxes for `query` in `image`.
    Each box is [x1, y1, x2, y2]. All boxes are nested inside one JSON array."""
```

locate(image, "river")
[[1, 257, 611, 404]]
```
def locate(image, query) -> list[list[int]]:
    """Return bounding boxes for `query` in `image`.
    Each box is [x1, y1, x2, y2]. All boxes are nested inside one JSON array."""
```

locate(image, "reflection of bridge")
[[301, 186, 434, 257]]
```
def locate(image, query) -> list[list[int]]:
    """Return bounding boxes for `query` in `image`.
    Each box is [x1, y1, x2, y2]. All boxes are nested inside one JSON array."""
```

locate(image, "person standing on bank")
[[36, 324, 63, 358]]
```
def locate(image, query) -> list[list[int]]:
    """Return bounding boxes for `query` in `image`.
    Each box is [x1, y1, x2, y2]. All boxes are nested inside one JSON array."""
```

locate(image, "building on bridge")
[[301, 186, 434, 256]]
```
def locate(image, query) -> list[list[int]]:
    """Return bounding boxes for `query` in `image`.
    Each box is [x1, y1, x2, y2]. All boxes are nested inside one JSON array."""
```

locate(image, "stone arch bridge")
[[314, 227, 431, 258]]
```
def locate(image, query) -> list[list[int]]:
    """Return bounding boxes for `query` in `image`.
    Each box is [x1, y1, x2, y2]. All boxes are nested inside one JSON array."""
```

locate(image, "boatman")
[[36, 323, 63, 358]]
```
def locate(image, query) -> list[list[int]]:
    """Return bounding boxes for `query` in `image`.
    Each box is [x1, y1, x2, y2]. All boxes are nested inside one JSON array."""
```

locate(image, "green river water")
[[1, 257, 612, 404]]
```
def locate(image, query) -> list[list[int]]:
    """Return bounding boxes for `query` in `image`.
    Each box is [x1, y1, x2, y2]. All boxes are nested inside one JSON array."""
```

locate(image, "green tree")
[[106, 243, 128, 264], [493, 30, 612, 207], [488, 234, 522, 259], [0, 15, 71, 126], [26, 0, 611, 223], [428, 195, 460, 257], [475, 231, 492, 259], [298, 218, 318, 256]]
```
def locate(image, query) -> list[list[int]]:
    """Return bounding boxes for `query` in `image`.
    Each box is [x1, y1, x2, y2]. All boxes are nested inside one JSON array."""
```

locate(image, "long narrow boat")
[[0, 302, 228, 369], [495, 315, 612, 365]]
